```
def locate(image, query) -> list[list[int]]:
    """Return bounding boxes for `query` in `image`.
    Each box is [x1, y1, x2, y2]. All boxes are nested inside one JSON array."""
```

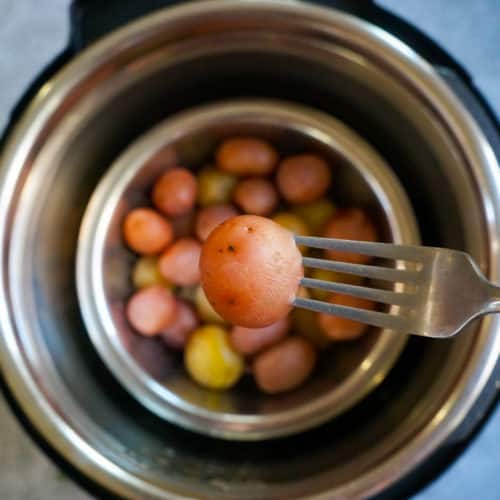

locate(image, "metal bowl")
[[77, 99, 418, 440], [1, 1, 500, 498]]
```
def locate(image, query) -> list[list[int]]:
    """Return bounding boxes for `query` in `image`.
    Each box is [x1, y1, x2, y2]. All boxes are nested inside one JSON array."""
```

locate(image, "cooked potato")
[[160, 299, 199, 349], [216, 137, 278, 176], [200, 215, 303, 328], [323, 208, 378, 264], [158, 237, 201, 286], [195, 204, 238, 242], [253, 337, 317, 394], [197, 167, 237, 206], [185, 325, 244, 390], [230, 316, 290, 355], [123, 208, 173, 255], [194, 285, 226, 324], [232, 178, 278, 216], [277, 154, 331, 204], [131, 256, 171, 289], [318, 293, 375, 340], [126, 285, 177, 336], [292, 199, 335, 234], [152, 168, 197, 216]]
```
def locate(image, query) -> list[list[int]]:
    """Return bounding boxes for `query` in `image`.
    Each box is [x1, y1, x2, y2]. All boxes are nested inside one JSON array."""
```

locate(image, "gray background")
[[0, 1, 499, 498]]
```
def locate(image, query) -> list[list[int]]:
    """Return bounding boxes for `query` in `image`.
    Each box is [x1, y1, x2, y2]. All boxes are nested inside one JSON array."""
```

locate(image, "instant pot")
[[1, 1, 499, 498]]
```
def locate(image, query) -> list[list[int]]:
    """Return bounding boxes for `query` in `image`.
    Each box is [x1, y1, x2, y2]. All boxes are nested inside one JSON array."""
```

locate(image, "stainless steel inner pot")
[[1, 1, 499, 498], [76, 99, 417, 440]]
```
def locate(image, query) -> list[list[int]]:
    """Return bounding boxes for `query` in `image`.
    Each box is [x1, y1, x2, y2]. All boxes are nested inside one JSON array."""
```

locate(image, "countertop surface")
[[0, 1, 499, 499]]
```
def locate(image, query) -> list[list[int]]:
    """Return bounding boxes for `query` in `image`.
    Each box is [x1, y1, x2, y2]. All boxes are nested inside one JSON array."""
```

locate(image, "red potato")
[[277, 154, 331, 204], [200, 215, 303, 328], [195, 204, 239, 242], [126, 285, 177, 336], [230, 316, 290, 355], [160, 299, 199, 349], [318, 293, 375, 340], [232, 178, 279, 216], [123, 208, 173, 255], [253, 337, 317, 394], [152, 168, 197, 216], [323, 208, 378, 264], [216, 137, 278, 176], [158, 237, 201, 286]]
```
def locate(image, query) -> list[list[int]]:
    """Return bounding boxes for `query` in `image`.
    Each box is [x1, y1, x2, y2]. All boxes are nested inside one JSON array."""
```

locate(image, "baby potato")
[[197, 167, 237, 206], [318, 293, 375, 340], [323, 208, 378, 264], [160, 299, 199, 349], [232, 178, 279, 216], [194, 285, 226, 324], [216, 137, 278, 176], [185, 325, 244, 390], [126, 285, 177, 336], [230, 316, 290, 356], [292, 199, 336, 234], [253, 337, 317, 394], [200, 215, 303, 328], [195, 204, 238, 242], [272, 212, 310, 254], [132, 256, 171, 289], [152, 168, 197, 216], [123, 208, 173, 255], [277, 154, 331, 204], [308, 268, 363, 301], [158, 237, 201, 286]]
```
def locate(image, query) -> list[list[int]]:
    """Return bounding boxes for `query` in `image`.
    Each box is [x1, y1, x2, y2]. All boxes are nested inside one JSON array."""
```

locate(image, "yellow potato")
[[292, 199, 336, 235], [194, 285, 226, 324], [131, 256, 171, 289], [197, 167, 237, 206], [272, 212, 310, 254], [185, 325, 244, 390]]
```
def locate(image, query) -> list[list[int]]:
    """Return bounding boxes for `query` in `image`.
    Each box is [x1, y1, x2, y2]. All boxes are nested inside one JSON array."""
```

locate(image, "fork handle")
[[483, 283, 500, 314]]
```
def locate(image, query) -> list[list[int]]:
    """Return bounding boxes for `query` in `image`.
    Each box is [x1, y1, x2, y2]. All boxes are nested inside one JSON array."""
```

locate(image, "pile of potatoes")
[[122, 137, 378, 394]]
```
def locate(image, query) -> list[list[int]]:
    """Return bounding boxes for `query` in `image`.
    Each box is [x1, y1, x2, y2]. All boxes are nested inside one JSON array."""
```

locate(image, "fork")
[[293, 235, 500, 338]]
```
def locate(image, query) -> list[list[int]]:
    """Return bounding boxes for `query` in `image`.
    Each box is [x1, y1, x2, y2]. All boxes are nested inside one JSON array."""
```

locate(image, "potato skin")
[[216, 137, 278, 176], [123, 208, 173, 255], [232, 178, 278, 216], [318, 293, 375, 340], [230, 316, 290, 355], [200, 215, 303, 328], [126, 285, 177, 336], [277, 154, 331, 204], [323, 208, 378, 264], [158, 237, 201, 286], [195, 204, 238, 242], [253, 337, 317, 394], [152, 168, 197, 216], [160, 299, 199, 349]]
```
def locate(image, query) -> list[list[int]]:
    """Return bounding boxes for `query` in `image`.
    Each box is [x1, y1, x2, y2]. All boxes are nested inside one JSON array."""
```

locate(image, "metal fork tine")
[[295, 235, 429, 262], [293, 297, 411, 331], [300, 277, 413, 306], [302, 256, 420, 283]]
